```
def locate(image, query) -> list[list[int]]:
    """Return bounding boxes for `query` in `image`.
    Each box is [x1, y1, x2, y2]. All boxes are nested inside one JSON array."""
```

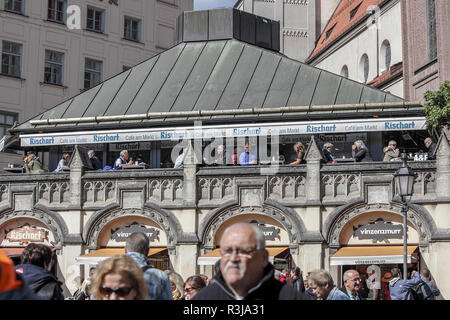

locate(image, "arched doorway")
[[324, 201, 434, 299], [197, 202, 306, 277], [78, 205, 182, 271]]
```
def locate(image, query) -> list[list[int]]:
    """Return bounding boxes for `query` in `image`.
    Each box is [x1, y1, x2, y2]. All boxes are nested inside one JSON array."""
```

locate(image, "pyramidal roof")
[[14, 9, 406, 134]]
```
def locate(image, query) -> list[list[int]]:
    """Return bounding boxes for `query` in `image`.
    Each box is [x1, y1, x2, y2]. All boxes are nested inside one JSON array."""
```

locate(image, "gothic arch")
[[323, 200, 437, 249], [198, 199, 310, 254], [83, 203, 184, 252], [0, 204, 69, 249]]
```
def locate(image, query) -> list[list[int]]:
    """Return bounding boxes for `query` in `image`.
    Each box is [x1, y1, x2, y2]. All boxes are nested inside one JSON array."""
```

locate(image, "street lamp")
[[393, 153, 415, 280]]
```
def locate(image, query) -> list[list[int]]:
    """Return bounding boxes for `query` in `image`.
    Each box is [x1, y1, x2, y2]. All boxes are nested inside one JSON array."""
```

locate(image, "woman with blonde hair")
[[165, 270, 185, 300], [91, 255, 148, 300], [289, 142, 306, 165]]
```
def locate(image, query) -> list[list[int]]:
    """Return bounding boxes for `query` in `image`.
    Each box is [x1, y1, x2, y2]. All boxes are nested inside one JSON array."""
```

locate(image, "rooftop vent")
[[175, 8, 280, 52]]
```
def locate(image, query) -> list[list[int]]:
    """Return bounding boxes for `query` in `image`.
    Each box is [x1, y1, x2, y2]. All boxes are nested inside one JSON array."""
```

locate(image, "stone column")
[[69, 146, 85, 206], [182, 140, 198, 205], [435, 133, 450, 199], [305, 136, 324, 203]]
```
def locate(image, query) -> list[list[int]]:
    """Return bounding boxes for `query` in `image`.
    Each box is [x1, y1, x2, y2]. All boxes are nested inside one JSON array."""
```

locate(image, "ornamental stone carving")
[[0, 184, 8, 203], [202, 204, 300, 254], [84, 207, 178, 250], [321, 174, 360, 199], [327, 202, 432, 248], [0, 208, 66, 249], [268, 175, 306, 199], [198, 177, 233, 201], [39, 182, 70, 204], [83, 180, 115, 204], [149, 179, 183, 202]]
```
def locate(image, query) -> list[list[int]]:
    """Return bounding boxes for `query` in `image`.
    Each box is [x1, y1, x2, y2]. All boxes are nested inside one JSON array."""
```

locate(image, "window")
[[1, 40, 22, 77], [124, 16, 141, 41], [5, 0, 24, 14], [87, 7, 104, 33], [426, 0, 437, 60], [48, 0, 66, 23], [0, 111, 18, 138], [380, 40, 391, 73], [359, 54, 369, 83], [84, 58, 102, 89], [44, 50, 64, 85], [340, 65, 349, 79], [350, 2, 362, 20], [325, 24, 336, 40]]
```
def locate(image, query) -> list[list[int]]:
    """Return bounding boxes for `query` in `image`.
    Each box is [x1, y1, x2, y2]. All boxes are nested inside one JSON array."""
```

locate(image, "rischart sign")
[[354, 219, 403, 241], [5, 224, 49, 245], [111, 222, 159, 242]]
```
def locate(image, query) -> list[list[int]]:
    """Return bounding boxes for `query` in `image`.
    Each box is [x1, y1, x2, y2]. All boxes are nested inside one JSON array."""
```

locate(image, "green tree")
[[424, 80, 450, 132]]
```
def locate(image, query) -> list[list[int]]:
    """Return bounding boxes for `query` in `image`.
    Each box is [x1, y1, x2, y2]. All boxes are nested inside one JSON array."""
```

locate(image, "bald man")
[[193, 223, 302, 300], [340, 269, 363, 300]]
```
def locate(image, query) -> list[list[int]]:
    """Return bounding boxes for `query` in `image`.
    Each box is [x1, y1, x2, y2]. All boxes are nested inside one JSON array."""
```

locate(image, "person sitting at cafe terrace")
[[382, 140, 400, 162], [23, 151, 45, 174], [113, 150, 134, 169], [54, 153, 70, 172]]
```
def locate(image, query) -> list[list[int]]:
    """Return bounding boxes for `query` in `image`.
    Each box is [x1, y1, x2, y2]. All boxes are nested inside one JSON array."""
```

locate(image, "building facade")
[[401, 0, 449, 102], [1, 8, 449, 300], [307, 0, 404, 98], [0, 0, 193, 166], [234, 0, 340, 62]]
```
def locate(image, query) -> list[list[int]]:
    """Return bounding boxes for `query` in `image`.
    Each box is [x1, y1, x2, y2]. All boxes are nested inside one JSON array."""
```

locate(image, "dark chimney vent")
[[176, 8, 280, 52]]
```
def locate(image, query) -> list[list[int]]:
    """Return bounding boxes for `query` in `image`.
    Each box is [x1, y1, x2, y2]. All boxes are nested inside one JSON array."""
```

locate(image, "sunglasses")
[[100, 286, 133, 297], [184, 287, 196, 293]]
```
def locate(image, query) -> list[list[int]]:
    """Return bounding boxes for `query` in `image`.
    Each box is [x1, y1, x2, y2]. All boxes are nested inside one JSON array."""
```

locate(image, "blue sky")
[[194, 0, 238, 10]]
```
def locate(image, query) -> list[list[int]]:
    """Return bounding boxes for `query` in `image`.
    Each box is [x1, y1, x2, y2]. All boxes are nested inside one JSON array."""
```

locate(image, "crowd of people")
[[16, 135, 438, 173], [0, 222, 441, 301]]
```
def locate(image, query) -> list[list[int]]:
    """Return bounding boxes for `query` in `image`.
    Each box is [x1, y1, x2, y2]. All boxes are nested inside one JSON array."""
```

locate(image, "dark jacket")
[[90, 155, 102, 170], [352, 147, 373, 162], [15, 264, 64, 300], [193, 260, 303, 300], [427, 142, 437, 160]]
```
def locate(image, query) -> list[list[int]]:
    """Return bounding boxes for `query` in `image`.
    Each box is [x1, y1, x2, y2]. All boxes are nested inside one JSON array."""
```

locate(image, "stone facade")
[[1, 136, 449, 298]]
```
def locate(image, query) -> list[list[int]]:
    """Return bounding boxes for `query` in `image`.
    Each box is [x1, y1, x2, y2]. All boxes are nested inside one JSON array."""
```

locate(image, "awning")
[[197, 246, 289, 266], [75, 247, 167, 265], [19, 117, 426, 147], [0, 247, 56, 257], [330, 246, 418, 266], [0, 247, 25, 257]]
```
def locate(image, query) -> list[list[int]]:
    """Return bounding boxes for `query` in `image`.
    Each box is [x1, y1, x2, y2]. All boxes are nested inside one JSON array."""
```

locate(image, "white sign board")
[[20, 117, 426, 147]]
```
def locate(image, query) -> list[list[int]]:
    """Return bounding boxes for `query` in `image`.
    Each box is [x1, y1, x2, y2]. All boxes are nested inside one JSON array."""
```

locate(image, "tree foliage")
[[424, 80, 450, 129]]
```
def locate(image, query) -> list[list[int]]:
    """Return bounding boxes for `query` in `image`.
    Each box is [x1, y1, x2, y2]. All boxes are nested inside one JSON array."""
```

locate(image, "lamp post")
[[393, 153, 415, 280]]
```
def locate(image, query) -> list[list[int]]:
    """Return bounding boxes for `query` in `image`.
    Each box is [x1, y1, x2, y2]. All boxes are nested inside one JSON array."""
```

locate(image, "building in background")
[[401, 0, 449, 103], [234, 0, 340, 62], [307, 0, 404, 98], [0, 0, 193, 166]]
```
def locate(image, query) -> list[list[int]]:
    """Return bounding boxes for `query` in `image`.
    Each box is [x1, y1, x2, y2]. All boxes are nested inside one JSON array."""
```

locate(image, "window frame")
[[84, 57, 102, 89], [0, 111, 18, 138], [426, 0, 437, 61], [44, 49, 64, 86], [1, 40, 22, 78], [4, 0, 24, 14], [124, 16, 141, 42], [47, 0, 67, 24], [86, 6, 105, 33]]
